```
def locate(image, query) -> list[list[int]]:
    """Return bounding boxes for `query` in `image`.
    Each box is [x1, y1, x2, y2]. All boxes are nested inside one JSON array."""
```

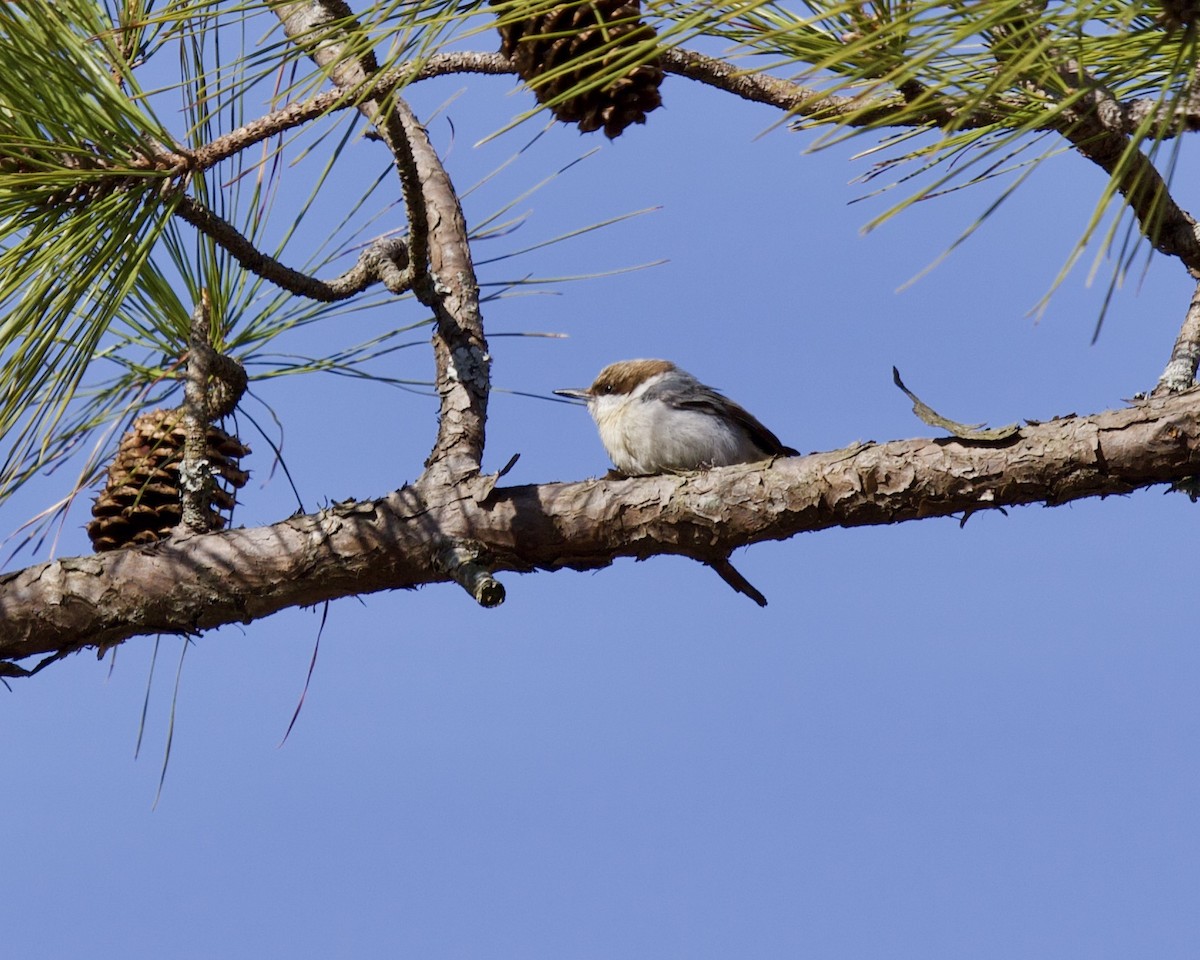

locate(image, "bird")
[[554, 358, 798, 476]]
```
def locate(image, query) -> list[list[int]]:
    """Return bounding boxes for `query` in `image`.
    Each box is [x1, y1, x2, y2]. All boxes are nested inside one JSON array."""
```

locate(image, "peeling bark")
[[4, 389, 1200, 661]]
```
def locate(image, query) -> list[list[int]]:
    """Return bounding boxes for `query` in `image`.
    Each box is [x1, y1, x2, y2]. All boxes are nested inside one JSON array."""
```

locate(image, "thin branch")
[[174, 195, 410, 300], [192, 51, 514, 171], [10, 34, 1200, 197], [187, 45, 1200, 177], [659, 47, 983, 128], [268, 0, 430, 287], [189, 47, 974, 164], [378, 102, 429, 297], [1156, 279, 1200, 393], [7, 389, 1200, 659], [1121, 93, 1200, 139]]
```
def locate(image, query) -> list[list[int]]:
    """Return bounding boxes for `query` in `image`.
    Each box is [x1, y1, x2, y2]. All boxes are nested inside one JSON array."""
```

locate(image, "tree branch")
[[984, 12, 1200, 273], [174, 195, 410, 300], [1049, 64, 1200, 272], [6, 389, 1200, 661], [269, 1, 489, 481], [185, 41, 1200, 174], [187, 46, 982, 163], [398, 98, 490, 480], [659, 47, 988, 129], [1156, 279, 1200, 393], [436, 539, 506, 607], [269, 0, 428, 277], [180, 294, 215, 532], [191, 51, 515, 171]]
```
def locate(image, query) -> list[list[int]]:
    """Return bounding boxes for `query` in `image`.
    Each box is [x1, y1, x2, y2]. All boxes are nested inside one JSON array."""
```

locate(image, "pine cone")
[[496, 0, 663, 138], [1158, 0, 1199, 29], [86, 408, 250, 552]]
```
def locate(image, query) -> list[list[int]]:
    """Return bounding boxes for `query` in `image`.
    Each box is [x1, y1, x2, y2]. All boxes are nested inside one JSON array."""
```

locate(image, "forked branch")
[[269, 0, 489, 479]]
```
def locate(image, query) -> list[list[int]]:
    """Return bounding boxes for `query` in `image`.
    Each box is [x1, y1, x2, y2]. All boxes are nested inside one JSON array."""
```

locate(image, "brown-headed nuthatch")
[[555, 359, 798, 476]]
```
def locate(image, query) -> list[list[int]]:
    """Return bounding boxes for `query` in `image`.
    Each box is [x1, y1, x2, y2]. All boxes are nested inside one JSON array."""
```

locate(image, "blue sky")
[[3, 37, 1199, 960]]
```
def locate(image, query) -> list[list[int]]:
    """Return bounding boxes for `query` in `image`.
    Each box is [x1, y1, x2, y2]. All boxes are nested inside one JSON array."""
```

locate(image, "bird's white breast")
[[588, 374, 762, 475]]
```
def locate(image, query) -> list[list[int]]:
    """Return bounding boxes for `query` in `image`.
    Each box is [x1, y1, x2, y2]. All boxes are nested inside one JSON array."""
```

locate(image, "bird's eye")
[[599, 384, 613, 395]]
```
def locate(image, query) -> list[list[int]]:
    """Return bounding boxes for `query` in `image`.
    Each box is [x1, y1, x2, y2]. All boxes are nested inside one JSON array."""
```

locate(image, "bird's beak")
[[553, 388, 591, 403]]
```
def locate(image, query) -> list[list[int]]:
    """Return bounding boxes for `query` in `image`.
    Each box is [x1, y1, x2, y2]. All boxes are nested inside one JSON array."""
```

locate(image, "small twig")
[[375, 99, 429, 293], [368, 240, 414, 294], [475, 452, 521, 503], [174, 195, 410, 301], [269, 0, 429, 283], [1155, 280, 1200, 393], [436, 540, 505, 607], [707, 557, 769, 608]]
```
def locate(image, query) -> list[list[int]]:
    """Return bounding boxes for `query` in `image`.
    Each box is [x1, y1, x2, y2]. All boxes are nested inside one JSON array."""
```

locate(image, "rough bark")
[[4, 387, 1200, 662], [1157, 280, 1200, 392]]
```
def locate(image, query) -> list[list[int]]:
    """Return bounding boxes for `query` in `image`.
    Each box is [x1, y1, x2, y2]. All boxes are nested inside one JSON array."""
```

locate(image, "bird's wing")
[[642, 379, 798, 457]]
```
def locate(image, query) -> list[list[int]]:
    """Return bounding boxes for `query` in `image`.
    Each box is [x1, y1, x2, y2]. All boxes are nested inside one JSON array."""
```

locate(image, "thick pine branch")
[[4, 388, 1200, 661]]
